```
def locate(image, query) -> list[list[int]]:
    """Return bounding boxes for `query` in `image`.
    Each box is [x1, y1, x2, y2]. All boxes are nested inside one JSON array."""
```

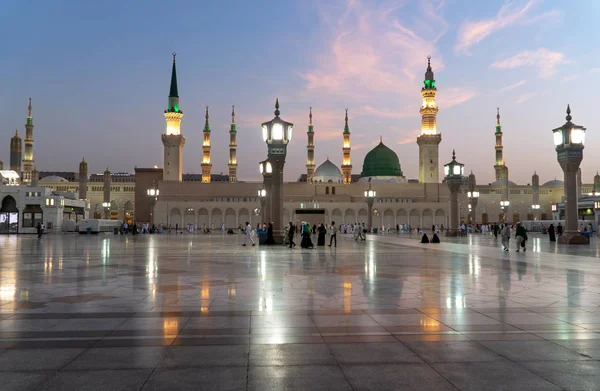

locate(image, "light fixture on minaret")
[[417, 56, 442, 184], [201, 105, 212, 183], [228, 105, 238, 182], [162, 52, 185, 182], [22, 98, 35, 184], [341, 109, 352, 183], [306, 107, 315, 183]]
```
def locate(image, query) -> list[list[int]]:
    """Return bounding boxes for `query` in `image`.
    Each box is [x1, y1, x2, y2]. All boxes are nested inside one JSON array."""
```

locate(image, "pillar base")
[[558, 232, 589, 245]]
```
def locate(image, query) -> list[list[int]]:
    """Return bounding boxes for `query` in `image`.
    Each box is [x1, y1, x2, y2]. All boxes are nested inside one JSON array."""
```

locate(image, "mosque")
[[2, 55, 600, 234]]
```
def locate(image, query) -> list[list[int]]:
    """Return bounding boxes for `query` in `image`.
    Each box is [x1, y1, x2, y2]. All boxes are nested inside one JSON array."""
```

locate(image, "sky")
[[1, 0, 599, 184]]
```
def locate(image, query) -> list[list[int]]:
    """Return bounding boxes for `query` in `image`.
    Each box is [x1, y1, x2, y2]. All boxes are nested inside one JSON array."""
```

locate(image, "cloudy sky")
[[1, 0, 598, 184]]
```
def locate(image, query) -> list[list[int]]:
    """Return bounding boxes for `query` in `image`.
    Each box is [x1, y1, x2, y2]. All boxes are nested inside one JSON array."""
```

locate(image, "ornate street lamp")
[[258, 188, 267, 224], [552, 105, 587, 244], [364, 178, 376, 231], [262, 99, 293, 242], [444, 150, 464, 236], [145, 180, 159, 224], [102, 201, 111, 220], [259, 159, 273, 225]]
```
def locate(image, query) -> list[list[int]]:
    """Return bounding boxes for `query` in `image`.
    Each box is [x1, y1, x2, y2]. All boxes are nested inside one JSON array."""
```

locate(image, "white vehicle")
[[78, 219, 122, 234]]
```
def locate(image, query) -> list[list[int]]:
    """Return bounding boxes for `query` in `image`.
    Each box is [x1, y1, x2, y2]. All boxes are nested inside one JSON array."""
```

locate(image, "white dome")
[[39, 175, 69, 183], [313, 159, 343, 183]]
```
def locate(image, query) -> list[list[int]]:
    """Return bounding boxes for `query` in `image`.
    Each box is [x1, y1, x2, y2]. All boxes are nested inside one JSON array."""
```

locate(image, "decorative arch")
[[211, 208, 223, 228], [331, 208, 343, 225], [422, 209, 434, 230], [358, 208, 368, 224], [0, 196, 19, 234], [184, 207, 196, 226], [344, 209, 355, 224], [225, 208, 236, 229], [123, 200, 134, 225], [198, 208, 209, 227], [238, 208, 249, 229], [397, 209, 408, 225], [170, 207, 182, 228], [383, 209, 394, 229], [409, 209, 420, 229], [434, 209, 446, 227]]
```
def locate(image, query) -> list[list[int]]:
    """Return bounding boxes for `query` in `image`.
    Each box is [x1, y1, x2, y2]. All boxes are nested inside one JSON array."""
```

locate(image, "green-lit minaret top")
[[495, 107, 502, 134], [308, 107, 314, 133], [423, 55, 436, 90], [230, 105, 236, 132], [166, 52, 182, 114], [343, 108, 349, 134], [203, 106, 211, 132], [27, 97, 33, 126]]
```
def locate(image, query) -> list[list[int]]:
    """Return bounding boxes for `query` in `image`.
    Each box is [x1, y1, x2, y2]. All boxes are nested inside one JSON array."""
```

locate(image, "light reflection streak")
[[468, 254, 480, 276], [102, 238, 110, 264], [445, 295, 466, 308], [259, 251, 267, 281], [163, 319, 179, 336], [344, 282, 352, 313], [0, 285, 16, 301]]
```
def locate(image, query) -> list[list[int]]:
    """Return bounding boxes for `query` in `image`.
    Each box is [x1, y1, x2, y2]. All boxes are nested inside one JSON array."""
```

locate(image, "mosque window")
[[332, 187, 336, 195], [325, 187, 329, 195]]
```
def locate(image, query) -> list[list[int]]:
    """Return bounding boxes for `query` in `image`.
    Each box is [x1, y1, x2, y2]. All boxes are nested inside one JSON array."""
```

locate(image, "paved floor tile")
[[0, 371, 53, 391], [312, 314, 380, 327], [159, 345, 249, 367], [65, 347, 167, 370], [0, 348, 84, 371], [250, 343, 335, 366], [520, 360, 600, 391], [480, 340, 593, 361], [47, 318, 125, 331], [404, 341, 502, 363], [432, 360, 562, 391], [341, 363, 456, 390], [249, 365, 351, 391], [143, 367, 247, 390], [328, 342, 422, 364], [39, 369, 152, 391], [184, 316, 250, 329]]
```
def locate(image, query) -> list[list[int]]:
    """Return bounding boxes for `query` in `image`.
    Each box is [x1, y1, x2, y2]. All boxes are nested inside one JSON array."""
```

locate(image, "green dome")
[[360, 141, 403, 178]]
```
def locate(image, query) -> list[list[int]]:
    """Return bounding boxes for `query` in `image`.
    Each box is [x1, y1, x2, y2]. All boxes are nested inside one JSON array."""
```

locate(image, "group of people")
[[242, 221, 340, 248], [498, 222, 528, 252]]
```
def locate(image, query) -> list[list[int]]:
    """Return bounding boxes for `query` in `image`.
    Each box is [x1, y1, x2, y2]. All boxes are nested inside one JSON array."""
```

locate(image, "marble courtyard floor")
[[2, 233, 600, 390]]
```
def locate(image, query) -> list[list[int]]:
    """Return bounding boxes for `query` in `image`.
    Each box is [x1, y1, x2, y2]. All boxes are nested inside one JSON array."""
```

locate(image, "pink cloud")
[[490, 48, 568, 78], [436, 88, 477, 108]]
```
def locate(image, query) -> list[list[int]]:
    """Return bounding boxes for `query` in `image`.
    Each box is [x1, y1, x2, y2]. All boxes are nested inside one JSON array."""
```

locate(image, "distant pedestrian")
[[548, 224, 556, 242], [36, 222, 42, 238], [288, 221, 296, 248], [515, 222, 527, 252], [557, 222, 563, 237], [329, 221, 337, 247], [243, 222, 255, 246], [501, 225, 510, 251]]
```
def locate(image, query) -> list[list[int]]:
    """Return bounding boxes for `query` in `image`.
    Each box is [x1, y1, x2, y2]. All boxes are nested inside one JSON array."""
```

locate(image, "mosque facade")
[[2, 56, 599, 233]]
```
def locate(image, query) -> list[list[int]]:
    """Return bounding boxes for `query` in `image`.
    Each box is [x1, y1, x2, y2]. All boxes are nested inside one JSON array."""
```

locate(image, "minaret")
[[417, 56, 442, 183], [22, 98, 35, 184], [201, 106, 212, 183], [341, 109, 352, 183], [79, 157, 88, 199], [493, 108, 506, 181], [0, 160, 3, 170], [228, 105, 238, 182], [162, 52, 185, 181], [532, 171, 539, 206], [31, 167, 39, 187], [10, 129, 22, 175], [306, 107, 315, 183], [594, 172, 600, 194]]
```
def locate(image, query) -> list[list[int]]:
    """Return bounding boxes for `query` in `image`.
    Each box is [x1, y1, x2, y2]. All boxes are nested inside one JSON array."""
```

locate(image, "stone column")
[[367, 198, 374, 230]]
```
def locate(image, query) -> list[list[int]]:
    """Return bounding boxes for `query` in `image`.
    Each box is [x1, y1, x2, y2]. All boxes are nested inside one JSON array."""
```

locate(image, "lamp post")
[[444, 150, 464, 236], [259, 159, 273, 225], [500, 200, 510, 224], [467, 191, 479, 226], [258, 188, 267, 225], [552, 105, 587, 244], [146, 181, 159, 225], [262, 99, 293, 242], [364, 178, 376, 231], [102, 201, 111, 220], [531, 204, 540, 221]]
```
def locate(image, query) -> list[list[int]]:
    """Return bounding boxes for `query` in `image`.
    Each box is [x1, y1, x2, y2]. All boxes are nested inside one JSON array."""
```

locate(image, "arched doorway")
[[198, 208, 209, 228], [397, 209, 407, 226], [344, 209, 355, 225], [422, 209, 433, 230], [238, 208, 249, 231], [434, 209, 445, 227], [170, 208, 182, 230], [482, 213, 489, 224], [0, 196, 19, 234], [211, 208, 223, 229], [184, 208, 196, 228], [123, 201, 134, 225], [409, 209, 420, 229], [225, 208, 236, 229]]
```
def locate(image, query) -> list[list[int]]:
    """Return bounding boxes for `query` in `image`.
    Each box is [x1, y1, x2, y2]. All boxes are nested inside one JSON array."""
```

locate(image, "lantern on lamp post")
[[552, 105, 587, 244], [262, 99, 293, 242], [102, 201, 111, 220], [444, 150, 464, 236], [259, 159, 273, 225], [258, 188, 267, 225], [146, 180, 159, 224]]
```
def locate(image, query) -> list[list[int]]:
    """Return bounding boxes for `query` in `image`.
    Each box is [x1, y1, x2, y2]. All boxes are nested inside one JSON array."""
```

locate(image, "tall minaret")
[[417, 56, 442, 183], [341, 109, 352, 183], [201, 106, 212, 183], [31, 167, 39, 187], [532, 171, 539, 207], [228, 105, 237, 182], [594, 172, 600, 194], [306, 107, 315, 183], [103, 167, 111, 218], [494, 108, 505, 181], [22, 98, 35, 184], [10, 129, 22, 174], [162, 52, 185, 181], [79, 157, 88, 199]]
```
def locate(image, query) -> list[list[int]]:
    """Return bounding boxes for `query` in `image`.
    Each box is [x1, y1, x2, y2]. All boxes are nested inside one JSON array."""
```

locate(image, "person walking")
[[264, 222, 276, 245], [557, 222, 563, 238], [288, 221, 296, 248], [243, 221, 255, 246], [36, 222, 42, 238], [329, 221, 338, 247], [493, 224, 499, 239], [501, 224, 511, 251], [548, 224, 556, 242], [317, 223, 326, 246], [515, 222, 528, 252]]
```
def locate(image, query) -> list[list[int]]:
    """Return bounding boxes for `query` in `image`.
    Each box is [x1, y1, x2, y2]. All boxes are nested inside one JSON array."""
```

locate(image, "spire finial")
[[172, 52, 176, 63], [496, 107, 500, 125], [168, 53, 179, 99], [205, 105, 209, 124], [566, 104, 572, 122], [380, 135, 383, 143], [231, 105, 235, 124], [274, 98, 280, 117], [28, 98, 32, 118], [309, 107, 312, 126], [345, 108, 348, 126], [82, 156, 85, 162], [427, 55, 431, 68], [452, 149, 456, 160]]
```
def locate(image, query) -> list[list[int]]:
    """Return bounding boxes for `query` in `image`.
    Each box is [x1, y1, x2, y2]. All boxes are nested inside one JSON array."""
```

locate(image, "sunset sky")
[[1, 0, 598, 184]]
